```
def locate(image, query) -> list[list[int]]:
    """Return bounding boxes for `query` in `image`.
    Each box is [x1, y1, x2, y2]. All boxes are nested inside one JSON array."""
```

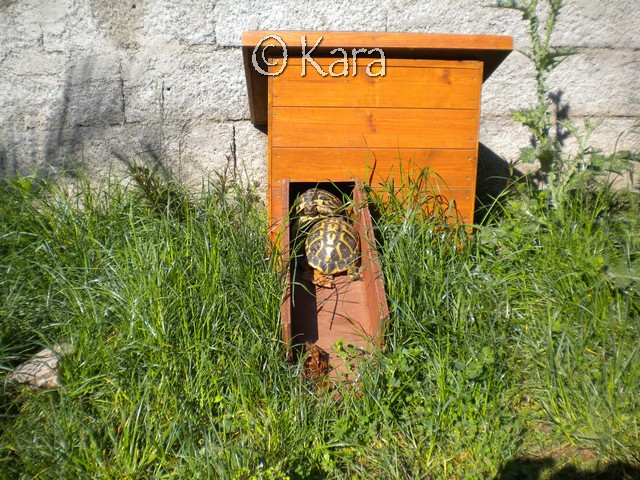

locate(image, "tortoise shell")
[[293, 188, 342, 223], [305, 216, 360, 277]]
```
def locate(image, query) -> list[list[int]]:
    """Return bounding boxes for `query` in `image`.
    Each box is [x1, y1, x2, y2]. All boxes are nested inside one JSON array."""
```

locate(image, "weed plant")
[[491, 0, 575, 175], [1, 167, 638, 479], [491, 0, 638, 205]]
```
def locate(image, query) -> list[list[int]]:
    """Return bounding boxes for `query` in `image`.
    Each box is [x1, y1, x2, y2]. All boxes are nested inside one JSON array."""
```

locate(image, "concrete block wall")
[[1, 0, 638, 194]]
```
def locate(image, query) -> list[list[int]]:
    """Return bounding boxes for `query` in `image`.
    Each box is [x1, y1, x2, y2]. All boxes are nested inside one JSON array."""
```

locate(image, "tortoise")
[[293, 188, 343, 227], [304, 216, 360, 288]]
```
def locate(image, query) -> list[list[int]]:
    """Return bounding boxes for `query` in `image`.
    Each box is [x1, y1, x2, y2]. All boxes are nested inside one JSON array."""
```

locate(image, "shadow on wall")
[[549, 90, 572, 148], [1, 54, 165, 180], [0, 0, 17, 11], [41, 62, 88, 177], [42, 56, 161, 177], [0, 145, 7, 177], [474, 142, 523, 223], [494, 458, 640, 480]]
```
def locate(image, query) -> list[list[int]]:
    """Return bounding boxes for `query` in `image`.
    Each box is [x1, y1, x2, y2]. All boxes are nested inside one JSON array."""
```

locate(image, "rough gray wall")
[[1, 0, 638, 192]]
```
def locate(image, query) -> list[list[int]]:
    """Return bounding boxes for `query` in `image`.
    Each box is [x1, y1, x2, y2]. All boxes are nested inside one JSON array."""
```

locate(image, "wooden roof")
[[242, 31, 513, 125]]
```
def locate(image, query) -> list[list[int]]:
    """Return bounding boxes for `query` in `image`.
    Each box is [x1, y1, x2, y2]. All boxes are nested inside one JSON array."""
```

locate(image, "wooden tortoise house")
[[242, 31, 512, 376]]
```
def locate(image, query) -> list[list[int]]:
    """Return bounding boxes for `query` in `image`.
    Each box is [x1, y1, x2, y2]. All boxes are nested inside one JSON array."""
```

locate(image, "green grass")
[[1, 171, 638, 479]]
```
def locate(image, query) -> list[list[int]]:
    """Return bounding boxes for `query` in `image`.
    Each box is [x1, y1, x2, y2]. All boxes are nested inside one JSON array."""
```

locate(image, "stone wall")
[[1, 0, 638, 193]]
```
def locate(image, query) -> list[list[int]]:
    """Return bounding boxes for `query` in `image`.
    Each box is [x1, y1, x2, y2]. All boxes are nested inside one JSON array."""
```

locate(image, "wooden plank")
[[272, 60, 481, 110], [353, 181, 389, 346], [243, 30, 513, 54], [242, 40, 265, 129], [270, 148, 477, 188], [290, 277, 377, 344], [271, 107, 478, 149], [280, 180, 292, 346], [243, 31, 512, 124], [267, 66, 275, 241], [269, 182, 284, 240]]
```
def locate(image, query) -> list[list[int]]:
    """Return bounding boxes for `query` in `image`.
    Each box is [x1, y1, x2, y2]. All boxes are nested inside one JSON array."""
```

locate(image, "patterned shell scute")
[[294, 188, 342, 218], [305, 217, 360, 275]]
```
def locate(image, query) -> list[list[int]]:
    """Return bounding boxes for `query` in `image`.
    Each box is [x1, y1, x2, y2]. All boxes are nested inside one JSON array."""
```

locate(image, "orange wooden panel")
[[269, 183, 475, 231], [272, 59, 481, 110], [242, 31, 512, 124], [271, 107, 478, 149], [270, 148, 476, 188]]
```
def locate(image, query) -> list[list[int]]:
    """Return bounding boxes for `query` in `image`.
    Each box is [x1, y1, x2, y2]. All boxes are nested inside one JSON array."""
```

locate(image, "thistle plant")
[[491, 0, 575, 174]]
